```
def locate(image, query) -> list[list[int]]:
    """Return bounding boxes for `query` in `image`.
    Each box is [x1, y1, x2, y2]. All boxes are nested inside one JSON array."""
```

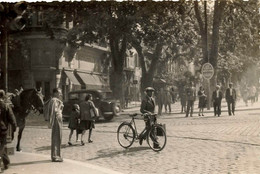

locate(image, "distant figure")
[[255, 86, 259, 102], [0, 90, 17, 171], [68, 104, 80, 145], [125, 87, 130, 108], [249, 85, 256, 105], [241, 85, 249, 106], [157, 88, 165, 115], [185, 82, 196, 117], [212, 85, 223, 117], [179, 87, 187, 113], [170, 87, 176, 104], [164, 90, 172, 113], [198, 86, 207, 116], [225, 83, 236, 116]]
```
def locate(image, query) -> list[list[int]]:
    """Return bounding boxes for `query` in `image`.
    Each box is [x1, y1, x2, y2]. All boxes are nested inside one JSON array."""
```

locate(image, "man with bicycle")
[[139, 87, 160, 149]]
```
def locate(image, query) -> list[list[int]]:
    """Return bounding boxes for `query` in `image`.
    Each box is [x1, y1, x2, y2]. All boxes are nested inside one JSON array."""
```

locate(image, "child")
[[68, 104, 80, 145]]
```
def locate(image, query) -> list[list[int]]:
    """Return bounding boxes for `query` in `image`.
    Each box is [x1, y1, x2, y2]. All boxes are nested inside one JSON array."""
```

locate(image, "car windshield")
[[69, 93, 79, 100], [101, 92, 113, 99]]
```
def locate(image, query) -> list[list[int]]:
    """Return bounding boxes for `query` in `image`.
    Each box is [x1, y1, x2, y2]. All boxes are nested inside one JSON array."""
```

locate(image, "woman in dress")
[[68, 104, 80, 145], [79, 94, 97, 145], [198, 86, 207, 116]]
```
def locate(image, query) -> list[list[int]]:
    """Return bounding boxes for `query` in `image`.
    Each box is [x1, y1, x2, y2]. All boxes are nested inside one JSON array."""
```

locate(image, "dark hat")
[[145, 87, 155, 91], [73, 104, 80, 110]]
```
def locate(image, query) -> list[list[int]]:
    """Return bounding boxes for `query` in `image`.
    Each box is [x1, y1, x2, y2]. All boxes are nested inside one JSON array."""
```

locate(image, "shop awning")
[[92, 75, 103, 86], [77, 72, 96, 86], [76, 72, 109, 89], [64, 71, 81, 85]]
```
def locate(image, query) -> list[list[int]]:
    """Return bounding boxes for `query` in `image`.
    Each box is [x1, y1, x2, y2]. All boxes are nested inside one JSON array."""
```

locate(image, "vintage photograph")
[[0, 0, 260, 173]]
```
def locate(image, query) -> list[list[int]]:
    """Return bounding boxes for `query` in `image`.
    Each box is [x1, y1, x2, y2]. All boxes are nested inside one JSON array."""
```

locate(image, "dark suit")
[[139, 95, 155, 142], [185, 87, 196, 117], [212, 90, 223, 116], [140, 95, 155, 114], [0, 99, 17, 169], [225, 88, 236, 115]]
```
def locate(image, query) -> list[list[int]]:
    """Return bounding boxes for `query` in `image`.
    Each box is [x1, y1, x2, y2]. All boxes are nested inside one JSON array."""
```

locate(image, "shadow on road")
[[10, 160, 51, 166], [35, 144, 69, 151], [171, 135, 260, 147], [87, 146, 150, 161]]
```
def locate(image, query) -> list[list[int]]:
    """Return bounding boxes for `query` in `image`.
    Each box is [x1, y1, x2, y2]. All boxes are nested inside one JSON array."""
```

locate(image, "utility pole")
[[204, 1, 211, 110]]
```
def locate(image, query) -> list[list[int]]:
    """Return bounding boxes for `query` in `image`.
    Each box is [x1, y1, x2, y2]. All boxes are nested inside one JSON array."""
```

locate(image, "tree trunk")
[[109, 34, 127, 109], [132, 41, 163, 98], [209, 0, 227, 88]]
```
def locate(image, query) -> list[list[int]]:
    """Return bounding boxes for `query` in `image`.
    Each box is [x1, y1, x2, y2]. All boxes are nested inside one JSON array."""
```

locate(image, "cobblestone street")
[[9, 101, 260, 174]]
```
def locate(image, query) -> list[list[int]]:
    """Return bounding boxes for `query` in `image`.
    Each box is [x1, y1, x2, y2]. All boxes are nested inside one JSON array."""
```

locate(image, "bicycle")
[[117, 113, 167, 152]]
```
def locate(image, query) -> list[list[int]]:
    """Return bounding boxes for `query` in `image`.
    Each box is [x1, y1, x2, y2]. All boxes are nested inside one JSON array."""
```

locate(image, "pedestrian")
[[170, 87, 176, 104], [164, 89, 172, 113], [125, 87, 130, 108], [139, 87, 159, 149], [179, 87, 187, 113], [249, 85, 256, 105], [255, 86, 259, 102], [198, 86, 207, 116], [157, 88, 165, 115], [212, 85, 223, 117], [225, 83, 236, 116], [45, 88, 64, 162], [68, 104, 80, 146], [241, 85, 249, 106], [79, 94, 97, 145], [185, 82, 196, 117], [0, 90, 17, 171]]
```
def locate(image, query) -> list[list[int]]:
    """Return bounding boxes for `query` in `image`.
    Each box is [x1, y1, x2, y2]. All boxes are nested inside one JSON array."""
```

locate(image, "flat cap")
[[145, 87, 155, 91]]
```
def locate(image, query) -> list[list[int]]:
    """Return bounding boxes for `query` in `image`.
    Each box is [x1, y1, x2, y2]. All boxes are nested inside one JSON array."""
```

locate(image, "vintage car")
[[63, 89, 121, 121]]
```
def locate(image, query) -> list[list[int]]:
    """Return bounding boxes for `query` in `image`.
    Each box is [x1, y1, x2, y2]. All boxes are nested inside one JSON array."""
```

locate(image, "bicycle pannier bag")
[[157, 124, 166, 136]]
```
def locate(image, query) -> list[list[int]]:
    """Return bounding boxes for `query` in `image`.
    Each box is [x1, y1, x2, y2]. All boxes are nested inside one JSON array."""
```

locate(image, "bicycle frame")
[[129, 117, 139, 140]]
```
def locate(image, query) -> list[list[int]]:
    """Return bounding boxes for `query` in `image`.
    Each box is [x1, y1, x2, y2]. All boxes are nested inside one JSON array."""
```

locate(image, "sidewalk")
[[5, 152, 123, 174]]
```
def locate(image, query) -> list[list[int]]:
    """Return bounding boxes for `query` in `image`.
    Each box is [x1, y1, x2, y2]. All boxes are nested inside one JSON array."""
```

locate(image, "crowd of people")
[[153, 82, 258, 118]]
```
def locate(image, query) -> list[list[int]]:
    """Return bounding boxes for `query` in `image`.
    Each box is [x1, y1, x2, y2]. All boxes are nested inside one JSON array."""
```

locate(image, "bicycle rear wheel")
[[147, 125, 167, 152], [117, 123, 135, 148]]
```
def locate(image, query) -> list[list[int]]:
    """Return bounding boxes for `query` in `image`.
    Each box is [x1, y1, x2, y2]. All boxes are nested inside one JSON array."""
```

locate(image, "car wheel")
[[103, 114, 113, 121]]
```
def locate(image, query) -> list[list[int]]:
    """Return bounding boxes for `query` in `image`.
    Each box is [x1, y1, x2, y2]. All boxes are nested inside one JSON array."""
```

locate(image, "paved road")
[[8, 101, 260, 174]]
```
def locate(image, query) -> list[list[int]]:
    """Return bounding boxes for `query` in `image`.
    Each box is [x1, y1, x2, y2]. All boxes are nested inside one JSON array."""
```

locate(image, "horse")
[[11, 88, 44, 151]]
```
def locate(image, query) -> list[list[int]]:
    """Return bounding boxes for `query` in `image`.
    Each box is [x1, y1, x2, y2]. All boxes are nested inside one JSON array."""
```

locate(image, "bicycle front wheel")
[[117, 123, 135, 148], [147, 125, 167, 152]]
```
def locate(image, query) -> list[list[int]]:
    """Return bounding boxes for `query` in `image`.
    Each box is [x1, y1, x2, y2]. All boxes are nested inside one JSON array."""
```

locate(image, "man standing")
[[225, 83, 236, 116], [164, 89, 172, 113], [45, 88, 64, 162], [156, 88, 165, 115], [212, 85, 223, 117], [185, 82, 196, 117], [140, 87, 159, 148], [0, 90, 17, 171]]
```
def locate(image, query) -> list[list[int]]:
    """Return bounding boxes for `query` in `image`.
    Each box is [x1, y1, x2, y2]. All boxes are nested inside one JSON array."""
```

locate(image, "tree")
[[218, 0, 260, 85], [131, 2, 198, 94]]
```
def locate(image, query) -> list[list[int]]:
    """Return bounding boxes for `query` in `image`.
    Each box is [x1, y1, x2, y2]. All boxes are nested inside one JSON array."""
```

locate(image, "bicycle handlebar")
[[129, 113, 157, 118]]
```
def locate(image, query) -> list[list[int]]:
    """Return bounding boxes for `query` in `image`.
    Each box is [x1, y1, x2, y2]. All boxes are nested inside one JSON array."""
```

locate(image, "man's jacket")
[[0, 100, 17, 137]]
